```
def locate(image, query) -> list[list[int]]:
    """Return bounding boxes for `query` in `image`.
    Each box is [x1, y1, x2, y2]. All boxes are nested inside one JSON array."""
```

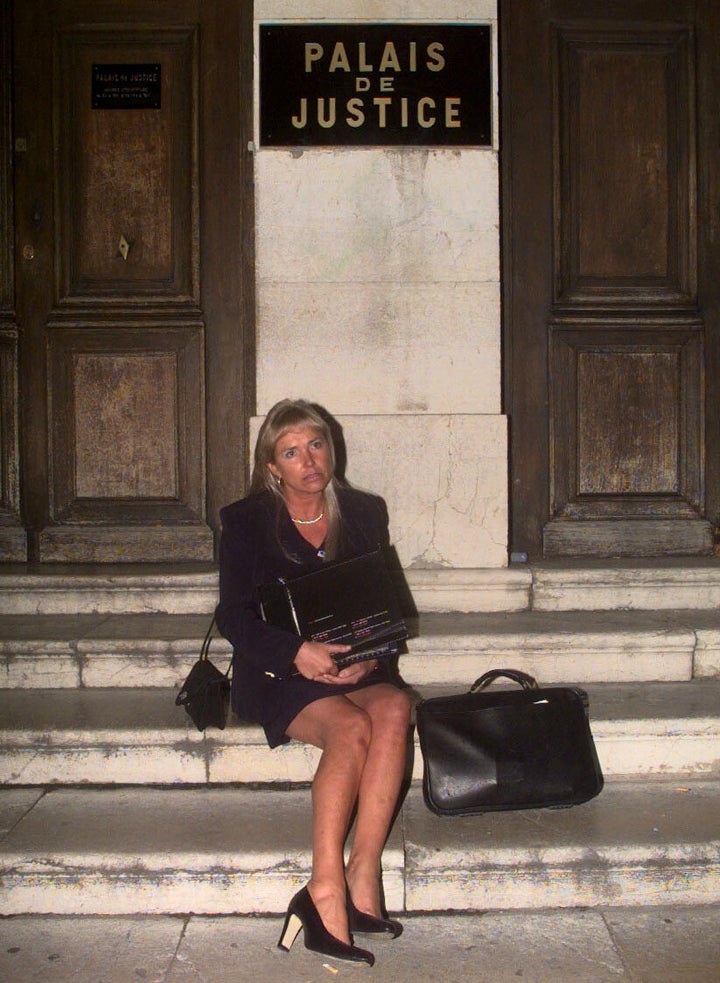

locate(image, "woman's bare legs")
[[285, 684, 411, 942], [344, 684, 412, 917], [286, 695, 372, 944]]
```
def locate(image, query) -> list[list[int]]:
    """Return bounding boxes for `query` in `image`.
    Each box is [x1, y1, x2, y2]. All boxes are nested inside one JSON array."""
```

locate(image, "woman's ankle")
[[308, 879, 352, 941], [345, 859, 383, 916]]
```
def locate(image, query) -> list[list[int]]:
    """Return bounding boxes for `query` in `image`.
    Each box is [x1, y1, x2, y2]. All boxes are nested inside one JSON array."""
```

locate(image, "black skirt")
[[234, 655, 396, 748]]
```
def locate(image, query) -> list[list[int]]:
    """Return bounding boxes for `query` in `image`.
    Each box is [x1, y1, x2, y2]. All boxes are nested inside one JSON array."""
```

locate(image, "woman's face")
[[268, 425, 332, 500]]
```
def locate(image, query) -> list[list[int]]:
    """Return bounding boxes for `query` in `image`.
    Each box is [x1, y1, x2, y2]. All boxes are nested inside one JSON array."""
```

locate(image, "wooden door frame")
[[500, 0, 553, 559], [202, 0, 256, 543], [697, 0, 720, 546]]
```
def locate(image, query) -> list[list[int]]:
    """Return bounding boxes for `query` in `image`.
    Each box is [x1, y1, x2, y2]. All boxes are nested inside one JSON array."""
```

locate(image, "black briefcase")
[[258, 549, 408, 668], [416, 668, 604, 816]]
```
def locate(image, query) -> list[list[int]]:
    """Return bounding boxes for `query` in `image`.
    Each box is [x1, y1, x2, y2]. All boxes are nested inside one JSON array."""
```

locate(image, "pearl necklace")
[[291, 511, 324, 525]]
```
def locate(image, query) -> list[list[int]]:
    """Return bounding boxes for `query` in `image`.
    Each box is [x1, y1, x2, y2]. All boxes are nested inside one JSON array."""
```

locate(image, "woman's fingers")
[[294, 640, 352, 679]]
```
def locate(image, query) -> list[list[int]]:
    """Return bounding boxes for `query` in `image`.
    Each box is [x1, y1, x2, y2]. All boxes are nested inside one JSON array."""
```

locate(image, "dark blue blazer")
[[215, 485, 392, 744]]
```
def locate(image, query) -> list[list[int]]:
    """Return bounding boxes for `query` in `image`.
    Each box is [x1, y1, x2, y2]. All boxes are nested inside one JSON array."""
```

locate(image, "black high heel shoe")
[[277, 886, 375, 966], [347, 893, 403, 938]]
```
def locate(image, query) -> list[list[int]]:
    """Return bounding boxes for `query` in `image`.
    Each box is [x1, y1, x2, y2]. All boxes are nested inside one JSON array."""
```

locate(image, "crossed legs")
[[285, 682, 411, 943]]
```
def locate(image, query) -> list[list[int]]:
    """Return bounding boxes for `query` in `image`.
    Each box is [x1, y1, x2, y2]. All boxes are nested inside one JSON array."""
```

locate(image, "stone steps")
[[1, 780, 718, 916], [1, 680, 719, 786], [1, 562, 719, 920], [2, 608, 719, 690], [0, 565, 220, 616], [3, 557, 720, 616]]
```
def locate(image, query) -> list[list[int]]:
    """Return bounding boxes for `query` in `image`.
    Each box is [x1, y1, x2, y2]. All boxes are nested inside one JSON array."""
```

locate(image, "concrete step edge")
[[4, 610, 720, 685], [1, 781, 718, 915], [2, 608, 715, 637], [3, 560, 720, 614], [1, 681, 719, 785], [2, 679, 720, 731]]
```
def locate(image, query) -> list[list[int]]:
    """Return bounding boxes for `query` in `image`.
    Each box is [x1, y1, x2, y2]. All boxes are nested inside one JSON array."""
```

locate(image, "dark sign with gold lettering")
[[260, 24, 491, 146], [92, 64, 161, 109]]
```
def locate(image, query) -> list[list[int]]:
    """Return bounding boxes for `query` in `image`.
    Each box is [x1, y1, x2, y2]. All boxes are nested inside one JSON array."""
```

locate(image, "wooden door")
[[9, 0, 254, 563], [501, 0, 720, 558], [0, 2, 21, 560]]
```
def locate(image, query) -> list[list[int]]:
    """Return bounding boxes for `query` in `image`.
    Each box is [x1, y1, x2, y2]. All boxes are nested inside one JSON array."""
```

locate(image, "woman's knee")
[[365, 685, 412, 733], [328, 704, 373, 755]]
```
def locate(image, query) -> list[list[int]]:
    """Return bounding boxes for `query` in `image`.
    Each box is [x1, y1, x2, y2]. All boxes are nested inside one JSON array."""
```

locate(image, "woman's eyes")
[[281, 439, 324, 459]]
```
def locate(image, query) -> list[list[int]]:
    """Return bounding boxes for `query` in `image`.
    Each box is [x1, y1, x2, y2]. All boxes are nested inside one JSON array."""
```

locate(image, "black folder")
[[258, 550, 408, 667]]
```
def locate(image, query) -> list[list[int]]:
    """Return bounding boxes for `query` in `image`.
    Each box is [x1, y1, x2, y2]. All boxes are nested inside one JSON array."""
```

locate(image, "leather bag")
[[175, 617, 231, 731], [416, 668, 603, 816]]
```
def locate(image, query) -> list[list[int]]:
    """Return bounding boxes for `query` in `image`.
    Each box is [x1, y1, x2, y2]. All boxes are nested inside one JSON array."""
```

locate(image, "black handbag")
[[175, 617, 231, 731], [416, 668, 603, 816]]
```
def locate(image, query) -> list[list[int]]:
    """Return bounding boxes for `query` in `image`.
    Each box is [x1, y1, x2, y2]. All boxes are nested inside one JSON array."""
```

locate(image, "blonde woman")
[[216, 399, 411, 966]]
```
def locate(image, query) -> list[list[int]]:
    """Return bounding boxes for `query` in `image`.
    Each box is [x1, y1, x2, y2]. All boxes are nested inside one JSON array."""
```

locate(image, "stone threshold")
[[2, 558, 720, 614]]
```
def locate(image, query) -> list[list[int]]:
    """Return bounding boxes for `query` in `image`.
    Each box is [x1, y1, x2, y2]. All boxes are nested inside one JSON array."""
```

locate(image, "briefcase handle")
[[470, 668, 539, 694]]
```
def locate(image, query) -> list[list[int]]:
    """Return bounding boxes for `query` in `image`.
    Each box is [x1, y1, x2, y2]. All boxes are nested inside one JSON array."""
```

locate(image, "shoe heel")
[[278, 910, 303, 951]]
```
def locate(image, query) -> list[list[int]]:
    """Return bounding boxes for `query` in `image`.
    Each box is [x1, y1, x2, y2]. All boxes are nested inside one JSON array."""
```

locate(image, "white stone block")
[[257, 281, 500, 415], [343, 413, 507, 567], [256, 149, 499, 284], [405, 566, 531, 611], [532, 562, 720, 612], [208, 741, 320, 785], [0, 644, 80, 688], [255, 1, 498, 23], [0, 747, 208, 787]]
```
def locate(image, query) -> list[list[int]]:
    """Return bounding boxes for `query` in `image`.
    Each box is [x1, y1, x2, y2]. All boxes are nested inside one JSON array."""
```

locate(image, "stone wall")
[[253, 1, 504, 569]]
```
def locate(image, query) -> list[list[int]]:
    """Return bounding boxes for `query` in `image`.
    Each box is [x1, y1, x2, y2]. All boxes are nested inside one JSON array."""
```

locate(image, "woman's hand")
[[293, 640, 350, 681], [331, 659, 379, 685], [312, 657, 379, 686], [293, 643, 378, 685]]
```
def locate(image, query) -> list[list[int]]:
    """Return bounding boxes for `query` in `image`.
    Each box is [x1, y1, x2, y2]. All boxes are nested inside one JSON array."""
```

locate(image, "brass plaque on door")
[[92, 64, 161, 109]]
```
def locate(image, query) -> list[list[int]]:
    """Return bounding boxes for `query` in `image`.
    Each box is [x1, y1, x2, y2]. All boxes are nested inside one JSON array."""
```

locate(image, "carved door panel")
[[11, 0, 253, 562], [502, 0, 720, 558]]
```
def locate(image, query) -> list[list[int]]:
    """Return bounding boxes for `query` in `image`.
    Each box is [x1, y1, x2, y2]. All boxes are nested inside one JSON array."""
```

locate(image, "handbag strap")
[[470, 667, 538, 693], [200, 615, 216, 661], [200, 615, 232, 677]]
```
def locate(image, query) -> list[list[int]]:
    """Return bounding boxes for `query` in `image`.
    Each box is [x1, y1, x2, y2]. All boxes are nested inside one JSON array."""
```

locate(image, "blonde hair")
[[250, 399, 340, 559]]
